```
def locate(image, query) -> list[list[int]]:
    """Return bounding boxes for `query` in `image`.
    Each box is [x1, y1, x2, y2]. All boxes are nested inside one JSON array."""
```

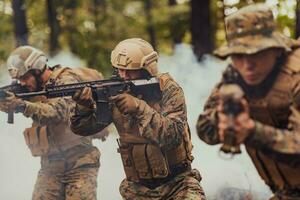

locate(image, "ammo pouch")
[[118, 143, 170, 182], [133, 144, 170, 179], [23, 126, 50, 157], [118, 143, 139, 182], [118, 133, 192, 183]]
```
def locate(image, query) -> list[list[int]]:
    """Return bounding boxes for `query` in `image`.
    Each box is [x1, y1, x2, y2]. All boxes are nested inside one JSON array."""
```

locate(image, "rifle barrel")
[[16, 91, 47, 98]]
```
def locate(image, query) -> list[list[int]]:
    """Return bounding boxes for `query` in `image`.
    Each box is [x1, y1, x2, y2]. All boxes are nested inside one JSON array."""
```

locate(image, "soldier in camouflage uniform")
[[196, 4, 300, 200], [70, 38, 206, 199], [0, 46, 107, 200]]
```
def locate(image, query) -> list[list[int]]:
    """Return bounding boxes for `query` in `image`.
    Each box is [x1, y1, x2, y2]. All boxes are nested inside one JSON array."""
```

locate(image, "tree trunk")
[[87, 0, 104, 68], [12, 0, 28, 46], [191, 0, 213, 60], [168, 0, 182, 44], [145, 0, 157, 50], [63, 0, 78, 54], [93, 0, 106, 32], [47, 0, 61, 54], [296, 0, 300, 39], [169, 0, 176, 6]]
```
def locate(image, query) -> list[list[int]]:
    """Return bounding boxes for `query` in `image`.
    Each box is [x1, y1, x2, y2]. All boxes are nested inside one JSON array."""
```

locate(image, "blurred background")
[[0, 0, 299, 74], [0, 0, 299, 199]]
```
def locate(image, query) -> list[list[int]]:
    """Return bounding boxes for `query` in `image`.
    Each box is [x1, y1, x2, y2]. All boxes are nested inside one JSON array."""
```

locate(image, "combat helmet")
[[111, 38, 158, 76], [7, 45, 48, 79]]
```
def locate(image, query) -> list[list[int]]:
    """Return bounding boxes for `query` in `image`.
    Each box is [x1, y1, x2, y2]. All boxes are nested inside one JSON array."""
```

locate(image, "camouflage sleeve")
[[22, 72, 78, 126], [246, 77, 300, 154], [247, 112, 300, 154], [196, 83, 222, 145], [133, 79, 188, 150]]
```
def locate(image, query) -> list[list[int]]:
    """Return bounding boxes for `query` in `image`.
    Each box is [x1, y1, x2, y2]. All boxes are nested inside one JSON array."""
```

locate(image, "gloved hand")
[[217, 98, 255, 145], [72, 87, 95, 109], [110, 93, 140, 115], [0, 91, 25, 113]]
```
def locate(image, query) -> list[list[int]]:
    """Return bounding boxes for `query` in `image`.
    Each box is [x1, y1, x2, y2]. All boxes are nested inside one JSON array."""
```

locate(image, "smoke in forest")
[[0, 46, 271, 199]]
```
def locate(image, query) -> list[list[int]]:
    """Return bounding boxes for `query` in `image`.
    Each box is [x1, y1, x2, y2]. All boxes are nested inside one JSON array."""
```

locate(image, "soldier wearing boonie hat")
[[214, 3, 294, 58], [197, 3, 300, 200]]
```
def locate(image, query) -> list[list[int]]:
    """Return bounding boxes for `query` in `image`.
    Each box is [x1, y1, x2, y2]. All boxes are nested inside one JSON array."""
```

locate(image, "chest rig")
[[113, 73, 193, 186], [24, 66, 101, 156], [244, 50, 300, 193]]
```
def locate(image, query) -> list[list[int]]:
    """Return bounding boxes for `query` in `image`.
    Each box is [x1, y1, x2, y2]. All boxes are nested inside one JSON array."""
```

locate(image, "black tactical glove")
[[72, 87, 95, 109]]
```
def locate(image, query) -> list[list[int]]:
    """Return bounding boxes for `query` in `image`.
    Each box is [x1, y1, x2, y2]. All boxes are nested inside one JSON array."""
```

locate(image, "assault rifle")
[[219, 84, 244, 154], [15, 76, 162, 127], [0, 81, 29, 123], [219, 66, 244, 155]]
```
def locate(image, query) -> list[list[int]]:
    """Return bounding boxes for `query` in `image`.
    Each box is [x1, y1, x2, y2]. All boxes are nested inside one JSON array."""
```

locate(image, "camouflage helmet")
[[7, 45, 48, 79], [214, 3, 292, 59], [111, 38, 158, 76]]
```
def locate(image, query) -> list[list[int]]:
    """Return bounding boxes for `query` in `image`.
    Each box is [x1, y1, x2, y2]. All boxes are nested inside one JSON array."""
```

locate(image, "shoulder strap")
[[157, 73, 173, 90], [49, 65, 70, 82], [71, 67, 103, 81]]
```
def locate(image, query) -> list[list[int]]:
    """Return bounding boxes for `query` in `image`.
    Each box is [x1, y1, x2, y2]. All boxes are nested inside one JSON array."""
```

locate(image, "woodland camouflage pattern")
[[71, 73, 205, 200], [214, 3, 291, 58], [196, 63, 300, 153], [197, 38, 300, 200], [198, 4, 300, 199], [32, 67, 101, 200], [32, 146, 100, 200], [1, 66, 101, 200], [119, 169, 204, 200]]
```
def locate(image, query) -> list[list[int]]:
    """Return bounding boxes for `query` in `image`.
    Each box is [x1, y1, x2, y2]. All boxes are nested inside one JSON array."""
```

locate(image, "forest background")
[[0, 0, 299, 75], [0, 1, 298, 199]]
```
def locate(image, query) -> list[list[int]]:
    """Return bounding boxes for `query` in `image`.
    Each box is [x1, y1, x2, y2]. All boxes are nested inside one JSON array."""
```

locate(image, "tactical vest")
[[245, 48, 300, 193], [114, 73, 193, 184], [24, 66, 103, 156]]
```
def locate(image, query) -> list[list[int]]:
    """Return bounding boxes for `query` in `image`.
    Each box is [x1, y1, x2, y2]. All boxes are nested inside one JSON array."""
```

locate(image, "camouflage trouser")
[[32, 146, 100, 200], [119, 169, 206, 200]]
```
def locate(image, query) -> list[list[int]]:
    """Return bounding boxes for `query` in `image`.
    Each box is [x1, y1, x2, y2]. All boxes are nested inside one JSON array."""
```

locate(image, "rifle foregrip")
[[7, 112, 14, 124], [96, 101, 113, 126]]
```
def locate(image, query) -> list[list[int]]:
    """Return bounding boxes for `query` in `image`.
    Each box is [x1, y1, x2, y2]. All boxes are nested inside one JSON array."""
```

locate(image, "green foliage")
[[0, 0, 14, 68], [58, 0, 190, 74], [152, 2, 189, 53], [213, 0, 297, 49], [0, 0, 298, 75], [26, 0, 49, 48], [211, 0, 226, 47], [60, 0, 152, 75]]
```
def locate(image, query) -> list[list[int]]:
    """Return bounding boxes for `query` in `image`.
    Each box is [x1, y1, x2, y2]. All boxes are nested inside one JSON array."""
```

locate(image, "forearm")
[[22, 73, 82, 126], [196, 109, 220, 145], [23, 97, 73, 125], [196, 84, 221, 145], [247, 121, 300, 154]]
